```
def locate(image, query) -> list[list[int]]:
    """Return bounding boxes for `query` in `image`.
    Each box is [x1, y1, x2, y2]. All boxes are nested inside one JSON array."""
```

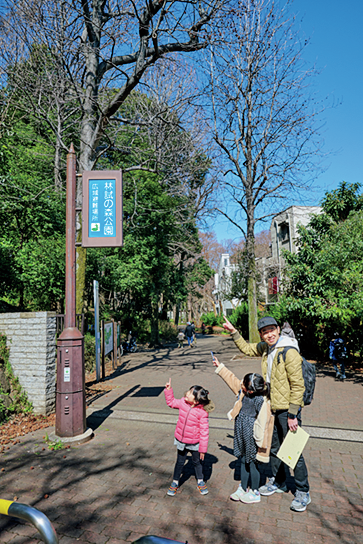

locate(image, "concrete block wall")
[[0, 312, 56, 415]]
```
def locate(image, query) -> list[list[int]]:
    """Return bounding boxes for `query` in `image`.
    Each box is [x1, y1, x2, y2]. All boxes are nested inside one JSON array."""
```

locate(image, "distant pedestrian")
[[191, 321, 197, 347], [184, 322, 194, 348], [212, 356, 273, 504], [164, 378, 214, 496], [177, 330, 185, 348], [329, 332, 347, 380]]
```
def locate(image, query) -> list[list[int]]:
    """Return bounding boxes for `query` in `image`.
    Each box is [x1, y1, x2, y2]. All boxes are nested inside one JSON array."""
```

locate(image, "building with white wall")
[[214, 206, 322, 310], [213, 253, 240, 315]]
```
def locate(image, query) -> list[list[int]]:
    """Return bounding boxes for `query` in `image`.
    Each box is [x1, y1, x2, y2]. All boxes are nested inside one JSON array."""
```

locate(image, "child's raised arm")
[[213, 359, 243, 397], [165, 377, 172, 390], [212, 355, 221, 367]]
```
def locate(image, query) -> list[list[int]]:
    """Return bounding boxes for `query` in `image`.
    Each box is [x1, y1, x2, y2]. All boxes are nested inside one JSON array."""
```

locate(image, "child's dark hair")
[[189, 385, 210, 406], [243, 373, 270, 398]]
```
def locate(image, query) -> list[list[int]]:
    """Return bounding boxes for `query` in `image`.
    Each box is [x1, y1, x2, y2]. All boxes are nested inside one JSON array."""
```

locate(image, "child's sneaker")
[[197, 481, 208, 495], [230, 484, 247, 501], [290, 490, 311, 512], [167, 481, 178, 496], [240, 490, 261, 504]]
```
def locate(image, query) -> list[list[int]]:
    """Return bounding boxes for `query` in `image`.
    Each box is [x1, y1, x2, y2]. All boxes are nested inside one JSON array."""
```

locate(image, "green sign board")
[[82, 171, 123, 248]]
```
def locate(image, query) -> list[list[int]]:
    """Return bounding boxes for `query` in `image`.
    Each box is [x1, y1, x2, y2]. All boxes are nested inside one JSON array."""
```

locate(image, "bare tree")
[[0, 0, 223, 310], [0, 0, 225, 175], [205, 0, 323, 341]]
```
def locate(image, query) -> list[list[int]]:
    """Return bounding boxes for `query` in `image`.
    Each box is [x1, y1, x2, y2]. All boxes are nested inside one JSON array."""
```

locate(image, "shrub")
[[200, 311, 223, 327], [0, 333, 33, 417], [228, 303, 249, 337], [159, 321, 179, 343], [84, 333, 96, 373]]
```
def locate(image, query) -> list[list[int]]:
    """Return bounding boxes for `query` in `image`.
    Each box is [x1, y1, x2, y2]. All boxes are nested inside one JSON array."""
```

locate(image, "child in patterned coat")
[[212, 356, 273, 504]]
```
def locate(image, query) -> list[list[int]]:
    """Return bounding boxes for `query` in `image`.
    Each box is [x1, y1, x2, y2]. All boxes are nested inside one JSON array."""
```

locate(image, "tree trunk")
[[174, 304, 180, 326], [246, 225, 259, 343], [150, 302, 160, 346]]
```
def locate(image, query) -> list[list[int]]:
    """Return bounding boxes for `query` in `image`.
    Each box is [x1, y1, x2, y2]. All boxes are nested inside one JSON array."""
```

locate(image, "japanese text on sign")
[[89, 179, 116, 238]]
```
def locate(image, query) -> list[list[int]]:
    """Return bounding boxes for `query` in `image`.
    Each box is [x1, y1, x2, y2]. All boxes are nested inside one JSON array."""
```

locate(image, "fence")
[[56, 313, 85, 336]]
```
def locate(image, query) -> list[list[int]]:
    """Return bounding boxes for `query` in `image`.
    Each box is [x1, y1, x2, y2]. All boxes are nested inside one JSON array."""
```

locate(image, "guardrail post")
[[0, 500, 58, 544]]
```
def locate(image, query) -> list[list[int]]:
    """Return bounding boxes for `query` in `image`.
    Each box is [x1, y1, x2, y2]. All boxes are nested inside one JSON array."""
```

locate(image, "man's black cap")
[[257, 316, 278, 331]]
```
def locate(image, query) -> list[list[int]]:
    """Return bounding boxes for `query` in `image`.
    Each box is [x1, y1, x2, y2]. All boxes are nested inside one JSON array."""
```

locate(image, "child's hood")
[[203, 399, 215, 413]]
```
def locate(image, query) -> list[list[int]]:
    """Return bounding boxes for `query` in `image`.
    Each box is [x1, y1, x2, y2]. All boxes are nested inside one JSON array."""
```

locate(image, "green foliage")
[[159, 321, 179, 343], [321, 181, 363, 222], [0, 333, 33, 416], [43, 432, 64, 450], [228, 303, 250, 338], [0, 86, 213, 335], [86, 166, 211, 342], [200, 311, 223, 327], [200, 304, 249, 336], [84, 333, 96, 373], [0, 114, 66, 310], [266, 182, 363, 358]]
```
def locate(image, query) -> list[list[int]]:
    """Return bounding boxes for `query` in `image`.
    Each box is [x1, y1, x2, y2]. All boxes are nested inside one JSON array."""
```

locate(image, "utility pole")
[[55, 144, 92, 443]]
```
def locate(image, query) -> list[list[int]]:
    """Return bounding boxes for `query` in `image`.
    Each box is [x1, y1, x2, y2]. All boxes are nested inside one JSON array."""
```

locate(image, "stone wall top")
[[0, 312, 57, 320]]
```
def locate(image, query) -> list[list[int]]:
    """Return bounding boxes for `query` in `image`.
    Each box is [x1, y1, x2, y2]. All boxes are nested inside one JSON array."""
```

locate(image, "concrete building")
[[270, 206, 321, 261], [213, 253, 240, 316], [261, 205, 321, 303], [214, 206, 321, 311]]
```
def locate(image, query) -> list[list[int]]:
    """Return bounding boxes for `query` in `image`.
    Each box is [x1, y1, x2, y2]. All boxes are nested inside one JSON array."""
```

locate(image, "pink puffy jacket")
[[164, 388, 209, 453]]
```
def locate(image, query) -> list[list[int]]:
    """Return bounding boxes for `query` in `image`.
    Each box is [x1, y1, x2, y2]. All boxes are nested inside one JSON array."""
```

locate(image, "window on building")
[[268, 277, 279, 294], [279, 223, 289, 242], [224, 258, 228, 266]]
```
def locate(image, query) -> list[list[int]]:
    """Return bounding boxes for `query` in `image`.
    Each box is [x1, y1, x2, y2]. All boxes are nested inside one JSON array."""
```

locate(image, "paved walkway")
[[0, 335, 362, 544]]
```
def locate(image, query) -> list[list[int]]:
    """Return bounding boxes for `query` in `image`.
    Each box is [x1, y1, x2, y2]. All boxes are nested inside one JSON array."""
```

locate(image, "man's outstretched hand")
[[223, 315, 237, 334]]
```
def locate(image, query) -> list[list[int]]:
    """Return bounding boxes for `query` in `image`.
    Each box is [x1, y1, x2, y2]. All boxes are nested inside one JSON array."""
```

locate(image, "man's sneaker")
[[230, 484, 247, 501], [290, 490, 311, 512], [240, 490, 261, 504], [259, 477, 286, 496], [167, 481, 178, 496], [197, 481, 208, 495]]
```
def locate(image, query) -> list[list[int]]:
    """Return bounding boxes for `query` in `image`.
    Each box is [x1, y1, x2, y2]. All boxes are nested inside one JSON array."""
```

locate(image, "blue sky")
[[211, 0, 363, 243]]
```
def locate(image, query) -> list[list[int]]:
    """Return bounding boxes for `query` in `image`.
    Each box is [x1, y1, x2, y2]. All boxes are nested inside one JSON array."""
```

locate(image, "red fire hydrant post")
[[55, 144, 92, 442]]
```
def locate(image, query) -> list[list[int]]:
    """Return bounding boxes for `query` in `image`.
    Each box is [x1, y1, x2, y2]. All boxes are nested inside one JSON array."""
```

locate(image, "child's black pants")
[[173, 449, 203, 481], [240, 456, 260, 491]]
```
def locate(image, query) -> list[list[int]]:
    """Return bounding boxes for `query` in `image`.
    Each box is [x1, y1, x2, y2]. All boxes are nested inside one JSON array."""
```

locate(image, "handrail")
[[133, 537, 187, 543], [0, 500, 58, 544]]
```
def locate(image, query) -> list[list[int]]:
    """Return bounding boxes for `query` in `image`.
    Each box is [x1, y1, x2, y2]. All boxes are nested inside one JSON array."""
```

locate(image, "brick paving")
[[0, 334, 362, 544]]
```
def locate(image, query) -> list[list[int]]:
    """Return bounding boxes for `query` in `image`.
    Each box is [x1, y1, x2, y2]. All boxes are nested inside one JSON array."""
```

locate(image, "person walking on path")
[[177, 330, 185, 348], [184, 322, 194, 348], [329, 332, 347, 380], [213, 356, 274, 504], [164, 379, 214, 496], [223, 315, 311, 512]]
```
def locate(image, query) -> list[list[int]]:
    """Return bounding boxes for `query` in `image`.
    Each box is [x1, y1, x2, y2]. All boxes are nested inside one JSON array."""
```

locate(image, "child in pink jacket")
[[164, 378, 214, 496]]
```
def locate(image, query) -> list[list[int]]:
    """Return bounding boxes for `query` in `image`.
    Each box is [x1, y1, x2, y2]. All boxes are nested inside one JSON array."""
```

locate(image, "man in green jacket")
[[223, 315, 311, 512]]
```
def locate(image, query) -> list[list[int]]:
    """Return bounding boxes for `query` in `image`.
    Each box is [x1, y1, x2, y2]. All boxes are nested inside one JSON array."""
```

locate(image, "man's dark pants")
[[270, 410, 309, 493]]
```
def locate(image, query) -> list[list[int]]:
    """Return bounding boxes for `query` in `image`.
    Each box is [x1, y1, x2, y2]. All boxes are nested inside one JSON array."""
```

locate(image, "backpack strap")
[[277, 346, 299, 364]]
